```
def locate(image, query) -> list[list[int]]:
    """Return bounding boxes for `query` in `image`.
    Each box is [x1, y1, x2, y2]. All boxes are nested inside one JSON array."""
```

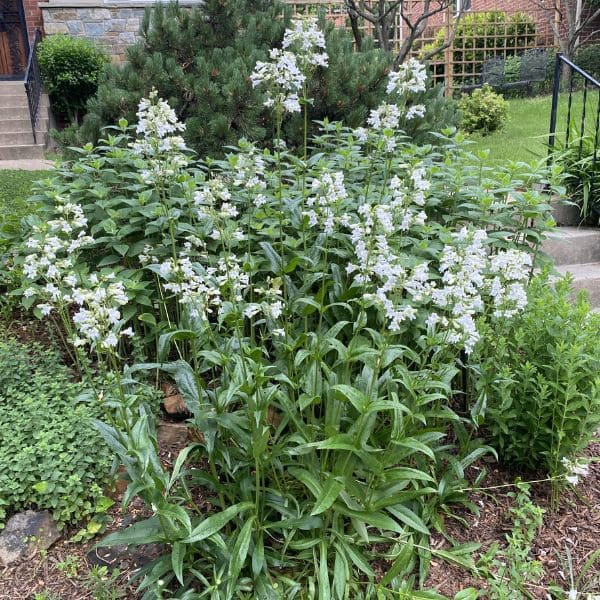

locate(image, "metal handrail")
[[24, 30, 43, 145]]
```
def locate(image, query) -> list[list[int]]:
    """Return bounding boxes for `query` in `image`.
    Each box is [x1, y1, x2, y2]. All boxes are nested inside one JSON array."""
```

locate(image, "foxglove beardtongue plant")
[[386, 57, 428, 95], [130, 90, 189, 179], [250, 49, 305, 114], [71, 274, 133, 351], [281, 17, 328, 71]]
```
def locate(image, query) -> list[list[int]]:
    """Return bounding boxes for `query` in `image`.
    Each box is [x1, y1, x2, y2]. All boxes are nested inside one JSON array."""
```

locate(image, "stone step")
[[557, 262, 600, 307], [0, 96, 49, 111], [0, 117, 49, 134], [0, 131, 36, 145], [0, 144, 45, 160], [543, 227, 600, 266]]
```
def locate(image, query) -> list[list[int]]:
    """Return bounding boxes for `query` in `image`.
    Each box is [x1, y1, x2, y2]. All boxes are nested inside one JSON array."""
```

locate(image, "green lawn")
[[0, 170, 45, 228], [467, 91, 590, 165]]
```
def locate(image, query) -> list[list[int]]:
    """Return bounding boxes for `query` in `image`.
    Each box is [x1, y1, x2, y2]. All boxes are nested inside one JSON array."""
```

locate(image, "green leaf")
[[172, 541, 185, 585], [386, 505, 430, 536], [183, 503, 253, 543], [158, 331, 197, 362], [96, 516, 164, 547], [227, 516, 254, 598], [381, 537, 414, 585], [311, 476, 344, 516], [318, 540, 331, 600]]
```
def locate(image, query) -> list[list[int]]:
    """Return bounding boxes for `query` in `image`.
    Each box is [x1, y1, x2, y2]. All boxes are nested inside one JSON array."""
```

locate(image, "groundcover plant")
[[12, 17, 567, 600]]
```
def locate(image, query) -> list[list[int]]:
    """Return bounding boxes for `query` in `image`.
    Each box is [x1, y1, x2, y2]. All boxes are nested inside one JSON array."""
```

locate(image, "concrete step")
[[543, 227, 600, 266], [0, 117, 48, 134], [0, 95, 49, 111], [0, 82, 26, 96], [0, 144, 45, 160], [557, 262, 600, 307], [0, 131, 35, 145], [1, 103, 50, 121]]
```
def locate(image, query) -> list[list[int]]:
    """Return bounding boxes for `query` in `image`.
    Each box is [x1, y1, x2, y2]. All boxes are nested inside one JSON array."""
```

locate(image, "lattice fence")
[[283, 1, 557, 93]]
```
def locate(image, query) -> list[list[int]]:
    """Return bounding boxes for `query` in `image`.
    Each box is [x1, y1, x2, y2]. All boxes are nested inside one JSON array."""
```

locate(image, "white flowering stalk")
[[305, 171, 348, 234], [561, 456, 590, 486], [487, 250, 531, 318], [251, 17, 328, 116], [21, 198, 94, 316], [386, 58, 428, 96], [71, 274, 133, 351], [251, 49, 305, 114], [130, 90, 189, 178], [231, 143, 268, 209], [367, 103, 401, 131], [282, 17, 328, 71]]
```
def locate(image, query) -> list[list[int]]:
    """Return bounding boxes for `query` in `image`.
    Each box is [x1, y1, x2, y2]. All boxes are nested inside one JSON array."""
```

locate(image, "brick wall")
[[23, 0, 45, 41]]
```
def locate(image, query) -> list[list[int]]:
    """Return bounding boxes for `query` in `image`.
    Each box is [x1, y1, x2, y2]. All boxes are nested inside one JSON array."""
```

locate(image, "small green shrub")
[[503, 55, 521, 82], [471, 274, 600, 482], [459, 84, 508, 134], [575, 43, 600, 81], [0, 339, 112, 528], [38, 34, 109, 123]]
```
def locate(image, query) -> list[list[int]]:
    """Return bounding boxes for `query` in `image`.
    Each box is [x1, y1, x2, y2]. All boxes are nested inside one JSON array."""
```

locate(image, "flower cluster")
[[251, 17, 328, 114], [561, 456, 590, 486], [130, 91, 189, 177], [251, 49, 305, 113], [386, 58, 428, 96], [282, 17, 328, 71], [71, 275, 133, 350], [306, 171, 347, 234]]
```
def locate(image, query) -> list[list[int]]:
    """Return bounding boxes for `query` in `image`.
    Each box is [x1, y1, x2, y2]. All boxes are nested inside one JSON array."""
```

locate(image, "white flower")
[[282, 17, 328, 70], [406, 104, 426, 120], [561, 457, 590, 486], [251, 49, 306, 114], [367, 103, 401, 130], [387, 58, 428, 95], [305, 171, 347, 235]]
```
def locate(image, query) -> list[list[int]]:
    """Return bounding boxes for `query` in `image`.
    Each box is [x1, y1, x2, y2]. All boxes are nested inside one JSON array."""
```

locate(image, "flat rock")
[[157, 421, 188, 447], [0, 510, 61, 565]]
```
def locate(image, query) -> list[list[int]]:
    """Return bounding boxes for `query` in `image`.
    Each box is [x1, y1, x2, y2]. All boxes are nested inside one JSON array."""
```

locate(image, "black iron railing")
[[24, 30, 43, 145], [548, 54, 600, 215]]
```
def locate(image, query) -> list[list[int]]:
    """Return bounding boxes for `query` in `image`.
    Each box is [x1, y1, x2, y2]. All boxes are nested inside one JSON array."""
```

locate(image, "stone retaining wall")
[[39, 1, 200, 63]]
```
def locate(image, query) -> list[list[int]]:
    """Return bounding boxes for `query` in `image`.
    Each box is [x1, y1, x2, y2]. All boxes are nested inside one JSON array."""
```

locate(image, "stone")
[[0, 511, 61, 566], [67, 20, 84, 35], [163, 393, 190, 416], [84, 22, 106, 37]]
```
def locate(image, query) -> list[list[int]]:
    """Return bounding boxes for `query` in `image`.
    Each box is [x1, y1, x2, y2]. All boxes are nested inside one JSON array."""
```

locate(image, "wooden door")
[[0, 0, 28, 79]]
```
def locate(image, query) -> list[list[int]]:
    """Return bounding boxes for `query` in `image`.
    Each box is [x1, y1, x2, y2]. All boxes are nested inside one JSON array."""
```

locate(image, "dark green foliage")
[[0, 339, 112, 528], [471, 274, 600, 474], [459, 84, 508, 134], [38, 35, 109, 123], [575, 43, 600, 80], [68, 1, 457, 157], [73, 1, 289, 157]]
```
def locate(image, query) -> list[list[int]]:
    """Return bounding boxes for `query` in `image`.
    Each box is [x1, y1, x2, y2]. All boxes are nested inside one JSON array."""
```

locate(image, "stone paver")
[[0, 159, 53, 171]]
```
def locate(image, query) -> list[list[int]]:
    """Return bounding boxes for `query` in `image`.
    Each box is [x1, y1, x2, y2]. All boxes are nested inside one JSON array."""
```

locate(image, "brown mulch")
[[426, 435, 600, 597]]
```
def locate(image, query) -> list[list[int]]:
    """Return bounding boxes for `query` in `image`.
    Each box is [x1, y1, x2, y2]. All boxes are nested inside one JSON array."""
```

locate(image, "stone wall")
[[39, 1, 200, 63]]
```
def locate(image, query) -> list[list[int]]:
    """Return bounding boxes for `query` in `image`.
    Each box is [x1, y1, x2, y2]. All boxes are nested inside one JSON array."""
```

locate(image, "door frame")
[[0, 0, 30, 80]]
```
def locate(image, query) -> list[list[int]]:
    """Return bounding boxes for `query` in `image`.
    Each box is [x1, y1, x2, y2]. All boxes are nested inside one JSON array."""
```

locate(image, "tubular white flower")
[[387, 58, 428, 95]]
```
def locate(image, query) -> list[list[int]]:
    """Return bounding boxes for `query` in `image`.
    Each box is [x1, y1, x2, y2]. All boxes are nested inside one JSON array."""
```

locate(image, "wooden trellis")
[[283, 1, 557, 93]]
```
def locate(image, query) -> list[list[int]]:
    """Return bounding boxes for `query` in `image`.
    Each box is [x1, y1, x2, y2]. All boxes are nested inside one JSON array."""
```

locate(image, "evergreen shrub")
[[68, 0, 458, 157], [38, 34, 109, 123], [459, 84, 508, 134]]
